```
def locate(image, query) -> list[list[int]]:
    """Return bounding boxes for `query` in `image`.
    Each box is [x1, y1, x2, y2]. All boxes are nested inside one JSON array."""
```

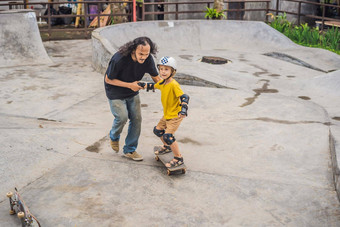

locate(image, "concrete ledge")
[[0, 9, 51, 67], [330, 129, 340, 202]]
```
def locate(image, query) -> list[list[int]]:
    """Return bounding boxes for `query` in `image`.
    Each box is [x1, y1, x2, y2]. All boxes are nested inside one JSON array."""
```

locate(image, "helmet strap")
[[164, 69, 176, 84], [159, 68, 176, 85]]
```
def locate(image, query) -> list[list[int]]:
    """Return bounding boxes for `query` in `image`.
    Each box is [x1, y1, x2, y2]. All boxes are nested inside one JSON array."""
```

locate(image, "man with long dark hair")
[[104, 37, 160, 161]]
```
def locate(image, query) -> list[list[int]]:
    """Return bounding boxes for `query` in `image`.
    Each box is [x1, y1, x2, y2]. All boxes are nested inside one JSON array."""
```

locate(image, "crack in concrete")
[[143, 73, 236, 89], [0, 113, 95, 129], [175, 73, 235, 89], [240, 80, 278, 107], [298, 96, 311, 100], [0, 113, 55, 121], [329, 131, 340, 202], [37, 118, 60, 122], [85, 136, 202, 153], [263, 52, 327, 73], [250, 64, 269, 77], [240, 117, 332, 126], [45, 91, 103, 118]]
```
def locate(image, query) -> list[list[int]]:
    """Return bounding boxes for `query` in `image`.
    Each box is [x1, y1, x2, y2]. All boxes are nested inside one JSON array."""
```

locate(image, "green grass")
[[267, 13, 340, 55]]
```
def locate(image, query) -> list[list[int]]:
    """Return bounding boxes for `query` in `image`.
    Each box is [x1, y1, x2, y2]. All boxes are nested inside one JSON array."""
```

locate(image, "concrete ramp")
[[311, 70, 340, 95], [92, 20, 340, 75], [0, 9, 51, 67], [0, 25, 340, 224], [96, 20, 296, 51], [92, 20, 298, 74]]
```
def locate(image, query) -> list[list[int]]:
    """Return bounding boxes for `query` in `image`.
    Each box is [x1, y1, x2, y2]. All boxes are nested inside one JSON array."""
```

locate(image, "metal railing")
[[142, 0, 271, 22], [0, 0, 133, 39], [1, 0, 339, 39], [274, 0, 340, 30]]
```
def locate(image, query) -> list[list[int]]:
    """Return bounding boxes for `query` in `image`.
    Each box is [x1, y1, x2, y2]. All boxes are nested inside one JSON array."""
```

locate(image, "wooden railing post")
[[97, 2, 100, 27], [297, 1, 301, 25], [47, 2, 51, 41], [176, 3, 178, 20], [321, 3, 325, 31], [266, 1, 269, 22], [84, 2, 88, 38], [142, 2, 145, 21], [276, 0, 279, 15]]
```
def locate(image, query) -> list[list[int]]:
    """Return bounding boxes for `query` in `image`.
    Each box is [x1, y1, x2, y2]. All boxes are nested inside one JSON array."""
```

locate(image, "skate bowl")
[[92, 20, 297, 74], [1, 18, 340, 225], [91, 20, 340, 75], [92, 20, 340, 202], [0, 9, 51, 67]]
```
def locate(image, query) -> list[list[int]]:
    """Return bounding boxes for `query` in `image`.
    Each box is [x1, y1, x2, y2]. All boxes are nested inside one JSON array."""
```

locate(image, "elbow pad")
[[180, 94, 190, 104]]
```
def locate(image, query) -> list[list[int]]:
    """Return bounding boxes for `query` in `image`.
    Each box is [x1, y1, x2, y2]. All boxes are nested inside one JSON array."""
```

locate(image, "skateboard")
[[154, 146, 186, 176], [6, 188, 41, 227]]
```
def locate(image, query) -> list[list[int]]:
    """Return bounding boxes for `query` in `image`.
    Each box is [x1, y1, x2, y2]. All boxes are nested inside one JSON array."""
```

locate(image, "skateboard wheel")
[[167, 170, 171, 176], [182, 169, 186, 174], [6, 192, 13, 198], [155, 156, 159, 161], [17, 212, 25, 219], [9, 210, 15, 215]]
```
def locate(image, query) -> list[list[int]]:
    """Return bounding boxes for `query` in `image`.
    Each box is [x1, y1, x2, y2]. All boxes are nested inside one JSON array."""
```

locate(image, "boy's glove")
[[137, 82, 146, 88], [138, 82, 155, 92], [146, 83, 155, 92]]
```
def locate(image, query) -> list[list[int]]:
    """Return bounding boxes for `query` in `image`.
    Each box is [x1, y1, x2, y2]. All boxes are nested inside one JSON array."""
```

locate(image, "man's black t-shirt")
[[105, 52, 158, 100]]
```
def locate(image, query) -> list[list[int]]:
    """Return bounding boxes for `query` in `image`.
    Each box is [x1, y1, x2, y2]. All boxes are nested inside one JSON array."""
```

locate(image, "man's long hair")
[[118, 37, 158, 57]]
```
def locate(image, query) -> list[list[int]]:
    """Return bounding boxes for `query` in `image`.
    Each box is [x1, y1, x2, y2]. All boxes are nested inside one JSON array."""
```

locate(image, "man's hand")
[[130, 81, 144, 92], [137, 82, 146, 89]]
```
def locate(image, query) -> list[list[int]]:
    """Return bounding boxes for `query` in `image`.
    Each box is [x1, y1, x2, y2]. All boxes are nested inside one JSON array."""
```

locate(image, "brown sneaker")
[[110, 140, 119, 153], [124, 151, 143, 161]]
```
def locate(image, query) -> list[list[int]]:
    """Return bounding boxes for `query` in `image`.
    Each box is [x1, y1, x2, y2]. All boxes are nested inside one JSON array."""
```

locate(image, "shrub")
[[267, 13, 340, 54], [204, 7, 226, 19]]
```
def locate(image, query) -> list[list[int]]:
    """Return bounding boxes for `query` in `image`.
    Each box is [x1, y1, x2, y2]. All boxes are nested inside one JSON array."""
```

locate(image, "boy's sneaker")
[[124, 151, 143, 161], [110, 140, 119, 153], [154, 145, 172, 155]]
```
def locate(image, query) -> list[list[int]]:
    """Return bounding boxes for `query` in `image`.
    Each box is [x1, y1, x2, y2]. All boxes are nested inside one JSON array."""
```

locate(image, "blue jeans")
[[108, 95, 142, 154]]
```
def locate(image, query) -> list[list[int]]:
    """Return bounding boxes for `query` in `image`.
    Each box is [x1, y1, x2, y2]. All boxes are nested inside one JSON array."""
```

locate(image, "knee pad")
[[153, 126, 165, 137], [163, 133, 176, 145]]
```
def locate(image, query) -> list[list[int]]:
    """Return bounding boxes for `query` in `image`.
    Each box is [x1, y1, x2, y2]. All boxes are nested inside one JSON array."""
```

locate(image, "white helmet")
[[157, 56, 177, 71]]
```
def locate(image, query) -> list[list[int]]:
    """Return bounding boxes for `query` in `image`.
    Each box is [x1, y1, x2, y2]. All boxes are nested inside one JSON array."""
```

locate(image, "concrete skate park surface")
[[1, 14, 340, 226]]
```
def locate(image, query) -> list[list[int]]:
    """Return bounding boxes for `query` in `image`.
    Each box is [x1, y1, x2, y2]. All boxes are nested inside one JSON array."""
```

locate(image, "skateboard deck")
[[6, 188, 41, 227], [154, 146, 186, 175]]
